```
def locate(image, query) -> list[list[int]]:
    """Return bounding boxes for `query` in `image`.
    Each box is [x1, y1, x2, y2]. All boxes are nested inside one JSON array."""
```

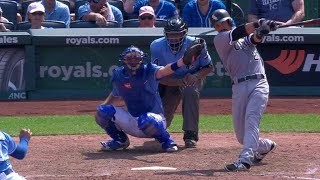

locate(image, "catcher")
[[151, 17, 213, 148], [0, 129, 32, 180], [95, 45, 202, 152]]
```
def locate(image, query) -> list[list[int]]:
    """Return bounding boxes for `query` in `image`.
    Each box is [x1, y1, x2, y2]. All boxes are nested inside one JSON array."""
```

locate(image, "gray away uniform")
[[214, 30, 275, 165]]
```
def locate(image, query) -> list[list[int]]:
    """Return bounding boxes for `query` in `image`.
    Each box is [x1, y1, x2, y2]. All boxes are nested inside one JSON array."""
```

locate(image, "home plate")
[[131, 166, 177, 171]]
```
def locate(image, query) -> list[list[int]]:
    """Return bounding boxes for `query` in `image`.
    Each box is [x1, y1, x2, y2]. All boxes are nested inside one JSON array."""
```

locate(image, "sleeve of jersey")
[[77, 3, 90, 20], [214, 1, 226, 10], [112, 6, 124, 24], [248, 0, 258, 15], [150, 41, 162, 65], [198, 41, 212, 66], [167, 2, 178, 17], [181, 4, 192, 26], [2, 132, 18, 155], [10, 137, 29, 160], [133, 0, 147, 14]]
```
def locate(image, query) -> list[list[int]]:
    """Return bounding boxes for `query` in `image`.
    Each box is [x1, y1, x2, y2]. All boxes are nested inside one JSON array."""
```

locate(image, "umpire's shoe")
[[100, 139, 130, 151], [224, 160, 250, 172], [253, 141, 277, 164], [183, 131, 198, 148]]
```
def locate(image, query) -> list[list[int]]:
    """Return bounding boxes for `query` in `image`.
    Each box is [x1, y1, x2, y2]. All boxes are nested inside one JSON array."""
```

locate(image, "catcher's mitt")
[[183, 38, 205, 67]]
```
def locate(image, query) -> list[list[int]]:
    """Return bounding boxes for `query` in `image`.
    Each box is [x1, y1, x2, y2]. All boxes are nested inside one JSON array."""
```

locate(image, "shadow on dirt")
[[155, 168, 226, 177]]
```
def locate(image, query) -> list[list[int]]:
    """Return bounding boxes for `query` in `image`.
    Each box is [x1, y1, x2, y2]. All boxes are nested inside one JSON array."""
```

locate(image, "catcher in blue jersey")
[[0, 129, 32, 180], [95, 45, 203, 152], [151, 17, 214, 148]]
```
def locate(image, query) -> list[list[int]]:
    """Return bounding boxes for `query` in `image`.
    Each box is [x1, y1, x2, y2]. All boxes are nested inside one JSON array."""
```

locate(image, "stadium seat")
[[0, 0, 18, 25], [16, 20, 66, 30], [123, 19, 166, 28], [70, 20, 119, 28]]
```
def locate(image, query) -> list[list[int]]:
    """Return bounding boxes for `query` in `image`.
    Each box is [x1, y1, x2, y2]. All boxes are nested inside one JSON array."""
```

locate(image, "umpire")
[[151, 17, 214, 148]]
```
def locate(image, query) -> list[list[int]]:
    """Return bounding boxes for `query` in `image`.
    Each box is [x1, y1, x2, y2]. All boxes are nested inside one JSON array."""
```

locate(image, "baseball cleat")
[[183, 131, 198, 148], [224, 160, 250, 172], [162, 139, 178, 152], [100, 139, 130, 151], [184, 139, 197, 148], [253, 141, 277, 163]]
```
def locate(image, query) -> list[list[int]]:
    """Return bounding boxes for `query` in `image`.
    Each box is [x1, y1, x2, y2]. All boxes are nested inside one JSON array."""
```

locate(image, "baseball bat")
[[278, 18, 320, 28]]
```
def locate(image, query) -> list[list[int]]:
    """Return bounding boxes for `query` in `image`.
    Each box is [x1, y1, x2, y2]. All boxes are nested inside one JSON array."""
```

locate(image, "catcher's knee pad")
[[137, 113, 170, 143], [95, 104, 116, 128], [95, 104, 127, 142]]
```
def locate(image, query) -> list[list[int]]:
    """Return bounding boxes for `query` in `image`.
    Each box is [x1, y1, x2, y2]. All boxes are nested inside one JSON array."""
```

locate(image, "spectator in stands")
[[27, 2, 46, 29], [139, 6, 155, 28], [0, 23, 10, 31], [78, 0, 123, 27], [123, 0, 178, 20], [0, 7, 9, 23], [42, 0, 71, 27], [182, 0, 226, 27], [248, 0, 305, 26]]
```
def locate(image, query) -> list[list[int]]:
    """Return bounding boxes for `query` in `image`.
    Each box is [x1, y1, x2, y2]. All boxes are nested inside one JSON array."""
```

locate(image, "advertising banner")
[[259, 45, 320, 86], [0, 48, 26, 100]]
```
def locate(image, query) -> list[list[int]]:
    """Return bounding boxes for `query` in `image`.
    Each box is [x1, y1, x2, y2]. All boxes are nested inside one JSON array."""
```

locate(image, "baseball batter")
[[95, 45, 202, 152], [151, 17, 213, 148], [211, 9, 277, 171], [0, 129, 32, 180]]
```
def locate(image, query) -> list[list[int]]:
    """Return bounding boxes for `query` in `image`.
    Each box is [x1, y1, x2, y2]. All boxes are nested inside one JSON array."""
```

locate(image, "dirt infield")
[[3, 97, 320, 180]]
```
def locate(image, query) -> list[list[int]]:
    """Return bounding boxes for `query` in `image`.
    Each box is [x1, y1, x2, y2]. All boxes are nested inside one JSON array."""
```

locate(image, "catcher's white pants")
[[113, 107, 167, 138]]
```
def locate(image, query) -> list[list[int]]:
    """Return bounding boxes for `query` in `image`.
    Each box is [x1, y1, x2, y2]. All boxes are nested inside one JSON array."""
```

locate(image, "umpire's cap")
[[211, 9, 232, 26]]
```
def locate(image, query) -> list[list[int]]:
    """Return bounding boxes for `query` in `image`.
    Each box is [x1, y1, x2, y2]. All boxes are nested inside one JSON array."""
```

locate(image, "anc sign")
[[258, 45, 320, 86]]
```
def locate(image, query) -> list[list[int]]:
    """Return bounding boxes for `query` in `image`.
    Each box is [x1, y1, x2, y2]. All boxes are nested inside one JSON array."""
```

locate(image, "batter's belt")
[[232, 74, 265, 85]]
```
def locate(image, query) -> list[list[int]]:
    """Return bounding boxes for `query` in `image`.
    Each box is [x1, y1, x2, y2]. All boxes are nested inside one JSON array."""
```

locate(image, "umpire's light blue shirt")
[[41, 0, 71, 28], [133, 0, 178, 20], [182, 0, 226, 27]]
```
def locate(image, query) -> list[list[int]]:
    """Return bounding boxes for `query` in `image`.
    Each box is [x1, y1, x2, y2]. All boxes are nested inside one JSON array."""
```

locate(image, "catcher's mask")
[[119, 46, 147, 75], [164, 17, 188, 54], [210, 9, 234, 27]]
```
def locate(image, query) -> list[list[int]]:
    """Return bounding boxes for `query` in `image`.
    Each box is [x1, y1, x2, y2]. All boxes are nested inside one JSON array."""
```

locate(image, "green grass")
[[1, 114, 320, 136]]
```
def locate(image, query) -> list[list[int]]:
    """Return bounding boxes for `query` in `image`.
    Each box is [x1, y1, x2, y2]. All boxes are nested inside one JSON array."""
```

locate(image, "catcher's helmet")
[[164, 17, 188, 54], [211, 9, 233, 26], [119, 46, 147, 75]]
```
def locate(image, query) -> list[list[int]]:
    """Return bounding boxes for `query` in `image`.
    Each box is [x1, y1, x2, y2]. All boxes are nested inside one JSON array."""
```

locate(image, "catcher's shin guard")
[[95, 104, 127, 143], [137, 113, 170, 143]]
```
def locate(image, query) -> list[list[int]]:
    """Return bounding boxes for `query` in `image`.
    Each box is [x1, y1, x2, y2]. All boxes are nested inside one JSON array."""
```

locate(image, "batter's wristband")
[[170, 62, 179, 71]]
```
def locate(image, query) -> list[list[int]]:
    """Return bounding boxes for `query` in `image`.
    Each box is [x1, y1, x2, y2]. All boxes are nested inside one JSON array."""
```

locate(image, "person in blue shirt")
[[151, 17, 213, 148], [123, 0, 178, 20], [42, 0, 70, 28], [0, 129, 32, 180], [248, 0, 305, 27], [95, 45, 191, 152], [78, 0, 123, 27], [181, 0, 226, 27]]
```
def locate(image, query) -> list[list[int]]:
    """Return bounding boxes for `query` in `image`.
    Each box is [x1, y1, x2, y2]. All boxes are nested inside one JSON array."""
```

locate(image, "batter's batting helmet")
[[119, 46, 147, 75], [211, 9, 234, 26], [164, 17, 188, 54]]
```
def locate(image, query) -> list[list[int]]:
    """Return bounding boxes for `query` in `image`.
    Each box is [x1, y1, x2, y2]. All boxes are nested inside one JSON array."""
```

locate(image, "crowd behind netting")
[[0, 0, 306, 31]]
